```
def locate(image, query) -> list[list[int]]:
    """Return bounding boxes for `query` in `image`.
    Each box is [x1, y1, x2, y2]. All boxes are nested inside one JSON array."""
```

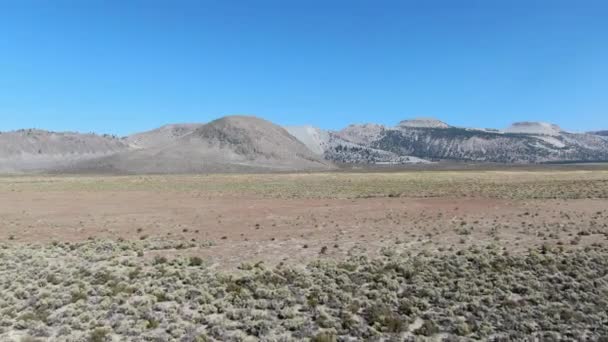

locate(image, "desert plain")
[[1, 168, 608, 341]]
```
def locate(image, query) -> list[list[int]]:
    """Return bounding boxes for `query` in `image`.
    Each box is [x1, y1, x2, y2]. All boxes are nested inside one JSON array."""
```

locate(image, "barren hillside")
[[67, 116, 332, 173], [0, 129, 128, 173]]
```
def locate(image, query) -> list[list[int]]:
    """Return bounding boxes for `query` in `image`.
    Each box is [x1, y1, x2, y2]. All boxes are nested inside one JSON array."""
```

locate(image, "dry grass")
[[1, 170, 608, 199]]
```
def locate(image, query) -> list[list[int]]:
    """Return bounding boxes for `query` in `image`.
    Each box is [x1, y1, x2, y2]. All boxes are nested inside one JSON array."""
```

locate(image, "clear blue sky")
[[1, 0, 607, 135]]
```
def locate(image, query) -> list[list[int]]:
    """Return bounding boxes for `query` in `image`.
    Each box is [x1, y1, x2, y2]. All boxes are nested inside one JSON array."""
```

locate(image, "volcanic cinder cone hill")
[[67, 115, 334, 174]]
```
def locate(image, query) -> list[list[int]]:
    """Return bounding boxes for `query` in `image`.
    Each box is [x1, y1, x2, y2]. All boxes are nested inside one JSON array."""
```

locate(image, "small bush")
[[89, 327, 110, 342], [153, 255, 168, 265], [311, 331, 337, 342], [146, 318, 160, 329], [414, 320, 440, 336], [71, 291, 88, 303], [190, 256, 204, 266]]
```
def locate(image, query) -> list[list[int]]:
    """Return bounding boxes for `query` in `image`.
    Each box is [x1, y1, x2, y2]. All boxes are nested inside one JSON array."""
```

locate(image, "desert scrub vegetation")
[[1, 240, 608, 341], [1, 171, 608, 199]]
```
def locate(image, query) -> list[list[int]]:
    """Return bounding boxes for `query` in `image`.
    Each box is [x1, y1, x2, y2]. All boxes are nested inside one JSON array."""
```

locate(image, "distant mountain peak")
[[398, 118, 450, 129], [504, 122, 562, 136], [346, 122, 385, 129], [337, 123, 386, 145]]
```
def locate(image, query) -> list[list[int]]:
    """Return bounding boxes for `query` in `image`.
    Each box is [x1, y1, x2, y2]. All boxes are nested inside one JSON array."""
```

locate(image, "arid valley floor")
[[1, 169, 608, 341]]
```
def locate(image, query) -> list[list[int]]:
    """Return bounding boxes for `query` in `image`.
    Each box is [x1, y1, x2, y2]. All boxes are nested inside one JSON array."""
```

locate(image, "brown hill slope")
[[0, 129, 128, 173], [126, 123, 203, 149], [68, 116, 333, 173]]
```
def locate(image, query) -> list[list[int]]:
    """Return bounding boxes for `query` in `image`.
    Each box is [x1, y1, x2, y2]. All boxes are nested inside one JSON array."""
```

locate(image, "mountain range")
[[1, 115, 607, 173], [289, 119, 608, 165]]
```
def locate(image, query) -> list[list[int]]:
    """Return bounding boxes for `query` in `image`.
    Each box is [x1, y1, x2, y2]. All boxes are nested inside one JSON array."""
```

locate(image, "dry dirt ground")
[[2, 170, 608, 341], [1, 170, 607, 269]]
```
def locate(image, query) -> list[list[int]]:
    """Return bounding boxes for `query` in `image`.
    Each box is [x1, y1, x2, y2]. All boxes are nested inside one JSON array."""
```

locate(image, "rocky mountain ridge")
[[287, 118, 608, 164], [1, 116, 607, 173]]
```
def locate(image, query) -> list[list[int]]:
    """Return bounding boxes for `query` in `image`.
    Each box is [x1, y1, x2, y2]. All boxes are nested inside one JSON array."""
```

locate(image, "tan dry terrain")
[[2, 169, 608, 341], [2, 170, 607, 269]]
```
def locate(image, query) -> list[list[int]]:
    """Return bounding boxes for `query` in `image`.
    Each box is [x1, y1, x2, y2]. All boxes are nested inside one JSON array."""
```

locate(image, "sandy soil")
[[2, 176, 607, 268]]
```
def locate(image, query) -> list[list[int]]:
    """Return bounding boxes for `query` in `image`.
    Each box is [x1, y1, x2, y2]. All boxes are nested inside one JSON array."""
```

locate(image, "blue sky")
[[1, 0, 607, 135]]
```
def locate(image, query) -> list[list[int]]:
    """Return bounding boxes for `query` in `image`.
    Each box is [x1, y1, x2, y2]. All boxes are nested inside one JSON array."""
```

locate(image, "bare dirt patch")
[[1, 171, 607, 268]]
